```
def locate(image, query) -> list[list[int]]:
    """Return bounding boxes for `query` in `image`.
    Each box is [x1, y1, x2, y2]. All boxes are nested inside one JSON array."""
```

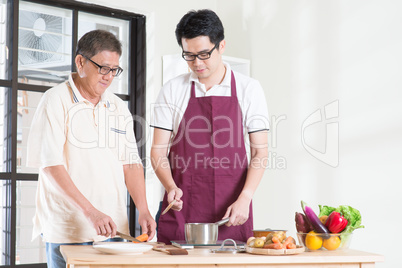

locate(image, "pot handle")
[[215, 217, 230, 226]]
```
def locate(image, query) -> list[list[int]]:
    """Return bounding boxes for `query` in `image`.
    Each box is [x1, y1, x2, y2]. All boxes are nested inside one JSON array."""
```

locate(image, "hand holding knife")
[[116, 231, 142, 243]]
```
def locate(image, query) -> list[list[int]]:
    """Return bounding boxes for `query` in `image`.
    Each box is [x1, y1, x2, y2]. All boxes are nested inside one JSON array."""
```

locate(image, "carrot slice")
[[132, 233, 148, 243]]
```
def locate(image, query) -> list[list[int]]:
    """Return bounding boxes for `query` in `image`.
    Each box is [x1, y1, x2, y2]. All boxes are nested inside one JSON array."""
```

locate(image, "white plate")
[[93, 242, 153, 255]]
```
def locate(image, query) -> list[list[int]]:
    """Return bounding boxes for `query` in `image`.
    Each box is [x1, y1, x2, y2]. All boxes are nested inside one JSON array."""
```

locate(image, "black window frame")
[[0, 0, 146, 266]]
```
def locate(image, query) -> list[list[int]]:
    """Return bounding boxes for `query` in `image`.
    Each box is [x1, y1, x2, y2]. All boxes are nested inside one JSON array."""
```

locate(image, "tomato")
[[305, 231, 323, 250], [323, 236, 341, 250]]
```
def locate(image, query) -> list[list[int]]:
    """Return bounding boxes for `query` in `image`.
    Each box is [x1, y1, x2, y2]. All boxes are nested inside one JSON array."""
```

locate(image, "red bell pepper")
[[325, 211, 348, 233]]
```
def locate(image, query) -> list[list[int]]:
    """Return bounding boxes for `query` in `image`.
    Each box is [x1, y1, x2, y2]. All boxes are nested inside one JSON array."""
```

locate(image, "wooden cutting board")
[[246, 245, 305, 255]]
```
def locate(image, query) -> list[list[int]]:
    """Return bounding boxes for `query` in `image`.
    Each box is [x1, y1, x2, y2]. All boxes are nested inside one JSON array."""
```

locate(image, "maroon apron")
[[157, 71, 253, 244]]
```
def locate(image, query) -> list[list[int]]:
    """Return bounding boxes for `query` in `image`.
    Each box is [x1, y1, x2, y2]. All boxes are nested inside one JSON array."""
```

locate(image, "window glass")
[[18, 1, 72, 87], [78, 12, 129, 95], [16, 180, 46, 264], [0, 0, 9, 80], [0, 87, 8, 172], [0, 178, 9, 265], [17, 90, 43, 173]]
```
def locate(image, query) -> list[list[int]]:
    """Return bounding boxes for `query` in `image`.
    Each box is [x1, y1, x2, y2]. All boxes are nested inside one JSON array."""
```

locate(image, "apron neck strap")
[[191, 81, 196, 99], [230, 71, 237, 97]]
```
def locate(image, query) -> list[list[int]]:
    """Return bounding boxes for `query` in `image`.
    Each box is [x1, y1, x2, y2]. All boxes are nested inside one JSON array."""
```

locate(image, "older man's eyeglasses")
[[182, 44, 218, 61], [80, 54, 123, 77]]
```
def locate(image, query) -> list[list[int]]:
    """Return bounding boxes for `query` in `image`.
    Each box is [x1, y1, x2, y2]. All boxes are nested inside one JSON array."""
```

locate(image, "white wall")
[[218, 1, 400, 267], [80, 1, 400, 267]]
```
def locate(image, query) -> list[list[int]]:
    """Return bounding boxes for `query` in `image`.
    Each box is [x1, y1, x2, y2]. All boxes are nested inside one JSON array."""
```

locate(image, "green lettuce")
[[318, 204, 364, 234], [318, 204, 364, 247], [334, 205, 364, 234], [318, 205, 336, 217]]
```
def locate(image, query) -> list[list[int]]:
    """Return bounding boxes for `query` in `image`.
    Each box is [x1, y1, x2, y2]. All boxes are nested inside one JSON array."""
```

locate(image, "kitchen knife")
[[116, 231, 142, 243]]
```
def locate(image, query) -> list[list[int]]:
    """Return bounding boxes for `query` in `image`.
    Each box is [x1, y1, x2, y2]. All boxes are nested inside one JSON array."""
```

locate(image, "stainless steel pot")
[[184, 218, 229, 244]]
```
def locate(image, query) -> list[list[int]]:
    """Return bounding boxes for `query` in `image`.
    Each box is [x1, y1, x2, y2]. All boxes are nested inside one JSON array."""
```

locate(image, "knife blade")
[[116, 231, 142, 243], [161, 199, 176, 215]]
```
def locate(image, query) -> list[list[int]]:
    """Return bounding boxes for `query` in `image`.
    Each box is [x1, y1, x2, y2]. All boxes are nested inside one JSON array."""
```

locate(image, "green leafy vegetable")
[[334, 205, 364, 234], [318, 204, 364, 234], [318, 205, 336, 217]]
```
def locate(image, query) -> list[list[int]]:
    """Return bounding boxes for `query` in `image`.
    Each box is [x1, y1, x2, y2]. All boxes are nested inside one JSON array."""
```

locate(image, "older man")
[[27, 30, 155, 268]]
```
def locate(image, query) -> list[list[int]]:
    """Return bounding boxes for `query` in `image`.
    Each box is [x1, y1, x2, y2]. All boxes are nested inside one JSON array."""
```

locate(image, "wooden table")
[[61, 245, 384, 268]]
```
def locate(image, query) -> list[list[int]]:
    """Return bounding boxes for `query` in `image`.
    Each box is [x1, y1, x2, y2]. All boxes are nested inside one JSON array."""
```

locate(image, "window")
[[18, 1, 73, 88], [78, 12, 129, 94], [0, 0, 146, 266]]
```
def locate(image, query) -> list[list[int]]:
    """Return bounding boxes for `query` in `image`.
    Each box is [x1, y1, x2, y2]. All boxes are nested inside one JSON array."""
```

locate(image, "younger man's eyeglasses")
[[182, 44, 218, 61]]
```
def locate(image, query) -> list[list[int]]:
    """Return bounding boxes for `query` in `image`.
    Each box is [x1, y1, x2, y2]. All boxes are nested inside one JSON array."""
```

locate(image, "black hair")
[[76, 29, 122, 58], [175, 9, 224, 48]]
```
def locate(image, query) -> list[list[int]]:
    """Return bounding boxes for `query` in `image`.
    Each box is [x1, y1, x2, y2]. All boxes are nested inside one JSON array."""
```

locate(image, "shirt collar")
[[68, 73, 111, 108], [189, 62, 232, 87]]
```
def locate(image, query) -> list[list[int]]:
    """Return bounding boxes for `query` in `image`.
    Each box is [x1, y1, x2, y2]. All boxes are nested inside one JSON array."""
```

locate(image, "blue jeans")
[[155, 201, 163, 232], [46, 237, 123, 268]]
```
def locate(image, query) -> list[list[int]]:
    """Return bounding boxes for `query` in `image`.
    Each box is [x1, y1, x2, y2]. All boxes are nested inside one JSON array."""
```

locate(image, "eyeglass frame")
[[79, 54, 123, 77], [181, 43, 219, 61]]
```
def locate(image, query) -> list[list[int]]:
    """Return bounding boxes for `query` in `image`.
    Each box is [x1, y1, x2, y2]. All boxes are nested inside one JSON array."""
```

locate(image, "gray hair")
[[76, 29, 122, 58]]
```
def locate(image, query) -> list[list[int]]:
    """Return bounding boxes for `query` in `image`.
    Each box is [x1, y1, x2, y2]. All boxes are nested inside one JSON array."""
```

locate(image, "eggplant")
[[295, 212, 313, 233], [301, 201, 330, 234]]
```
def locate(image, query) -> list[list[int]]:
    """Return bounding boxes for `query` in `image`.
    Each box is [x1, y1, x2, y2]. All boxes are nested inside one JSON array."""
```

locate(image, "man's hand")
[[222, 194, 251, 227], [166, 187, 184, 211], [85, 207, 117, 237], [138, 212, 157, 241], [42, 165, 118, 237]]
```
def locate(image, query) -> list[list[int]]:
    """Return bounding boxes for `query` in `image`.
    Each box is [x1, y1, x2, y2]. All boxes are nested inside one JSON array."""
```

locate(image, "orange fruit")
[[305, 231, 323, 250], [323, 236, 341, 250]]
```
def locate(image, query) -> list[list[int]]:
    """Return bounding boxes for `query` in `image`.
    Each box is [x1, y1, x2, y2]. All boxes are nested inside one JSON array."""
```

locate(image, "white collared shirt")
[[151, 62, 270, 140], [27, 74, 141, 243]]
